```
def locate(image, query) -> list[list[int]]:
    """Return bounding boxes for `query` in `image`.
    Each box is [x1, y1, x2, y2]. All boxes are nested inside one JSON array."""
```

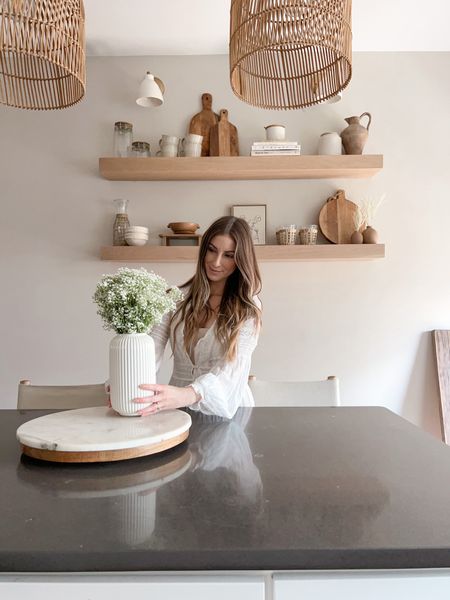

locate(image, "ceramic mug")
[[265, 124, 286, 141], [160, 135, 179, 146], [157, 135, 180, 157], [182, 143, 202, 157], [180, 133, 203, 157], [183, 133, 202, 145], [317, 132, 342, 155]]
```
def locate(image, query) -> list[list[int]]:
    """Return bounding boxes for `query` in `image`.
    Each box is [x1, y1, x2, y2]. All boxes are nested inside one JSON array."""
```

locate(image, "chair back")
[[249, 377, 340, 407], [17, 381, 107, 410]]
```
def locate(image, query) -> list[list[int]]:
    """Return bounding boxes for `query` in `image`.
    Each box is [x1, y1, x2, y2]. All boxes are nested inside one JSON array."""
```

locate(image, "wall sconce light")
[[136, 72, 165, 107]]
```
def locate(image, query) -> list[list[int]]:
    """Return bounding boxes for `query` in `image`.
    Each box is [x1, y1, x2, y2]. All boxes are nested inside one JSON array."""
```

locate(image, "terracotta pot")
[[341, 112, 372, 155], [351, 230, 364, 244], [362, 226, 378, 244]]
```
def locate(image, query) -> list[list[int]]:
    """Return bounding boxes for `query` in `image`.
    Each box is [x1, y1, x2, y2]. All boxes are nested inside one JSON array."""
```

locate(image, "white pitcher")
[[157, 135, 180, 157]]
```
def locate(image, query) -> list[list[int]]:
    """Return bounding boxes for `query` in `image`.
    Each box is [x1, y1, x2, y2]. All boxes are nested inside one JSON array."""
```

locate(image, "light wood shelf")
[[99, 155, 383, 181], [101, 244, 385, 263]]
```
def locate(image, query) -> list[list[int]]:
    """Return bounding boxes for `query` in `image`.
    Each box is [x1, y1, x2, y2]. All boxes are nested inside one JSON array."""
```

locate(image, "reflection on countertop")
[[17, 443, 193, 546], [15, 408, 264, 548]]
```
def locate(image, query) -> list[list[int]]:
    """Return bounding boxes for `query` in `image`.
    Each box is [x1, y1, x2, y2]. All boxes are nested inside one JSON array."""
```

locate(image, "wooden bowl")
[[168, 222, 200, 235]]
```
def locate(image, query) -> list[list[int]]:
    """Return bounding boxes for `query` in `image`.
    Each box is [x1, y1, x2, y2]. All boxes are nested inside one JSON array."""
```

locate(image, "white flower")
[[93, 268, 182, 334]]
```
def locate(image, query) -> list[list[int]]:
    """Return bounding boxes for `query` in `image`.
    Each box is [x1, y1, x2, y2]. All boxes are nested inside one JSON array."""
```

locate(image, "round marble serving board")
[[16, 407, 192, 463]]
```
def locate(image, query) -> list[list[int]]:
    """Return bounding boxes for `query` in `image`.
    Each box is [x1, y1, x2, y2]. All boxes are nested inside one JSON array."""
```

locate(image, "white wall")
[[1, 53, 449, 438]]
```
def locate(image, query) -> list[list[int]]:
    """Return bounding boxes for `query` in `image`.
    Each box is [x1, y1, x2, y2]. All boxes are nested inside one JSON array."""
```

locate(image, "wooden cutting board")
[[319, 189, 361, 244], [188, 92, 219, 156], [209, 109, 239, 157]]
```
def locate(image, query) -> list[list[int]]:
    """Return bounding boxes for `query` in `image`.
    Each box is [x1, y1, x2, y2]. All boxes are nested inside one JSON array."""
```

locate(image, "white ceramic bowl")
[[125, 232, 148, 239], [125, 237, 148, 246], [126, 226, 149, 234], [125, 236, 149, 242], [125, 238, 148, 246]]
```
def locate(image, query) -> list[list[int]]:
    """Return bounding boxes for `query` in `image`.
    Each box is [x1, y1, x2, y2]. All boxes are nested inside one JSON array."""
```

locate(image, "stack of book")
[[251, 141, 301, 156]]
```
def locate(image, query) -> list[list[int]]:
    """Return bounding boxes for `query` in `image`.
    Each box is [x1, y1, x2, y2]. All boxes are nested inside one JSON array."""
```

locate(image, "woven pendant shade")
[[0, 0, 86, 110], [230, 0, 352, 110]]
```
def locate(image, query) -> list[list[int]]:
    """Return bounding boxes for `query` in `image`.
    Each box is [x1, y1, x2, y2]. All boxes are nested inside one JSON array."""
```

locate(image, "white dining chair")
[[248, 375, 340, 407], [17, 379, 107, 410]]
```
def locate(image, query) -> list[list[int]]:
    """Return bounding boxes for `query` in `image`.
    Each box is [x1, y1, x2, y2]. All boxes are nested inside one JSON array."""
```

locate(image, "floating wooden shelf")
[[99, 155, 383, 181], [101, 244, 385, 263]]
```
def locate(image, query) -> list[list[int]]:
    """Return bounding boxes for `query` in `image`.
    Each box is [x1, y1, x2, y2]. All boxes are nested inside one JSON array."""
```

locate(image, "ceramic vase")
[[265, 124, 286, 141], [362, 226, 379, 244], [109, 333, 155, 416], [317, 132, 342, 155], [341, 112, 372, 155], [351, 230, 364, 244]]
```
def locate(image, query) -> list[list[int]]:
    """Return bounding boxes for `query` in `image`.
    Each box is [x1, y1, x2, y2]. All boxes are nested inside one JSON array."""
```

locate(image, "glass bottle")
[[113, 198, 130, 246], [113, 122, 133, 157], [130, 141, 151, 157]]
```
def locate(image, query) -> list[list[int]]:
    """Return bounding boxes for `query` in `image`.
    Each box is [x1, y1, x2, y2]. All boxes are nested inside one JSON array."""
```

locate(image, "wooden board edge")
[[21, 430, 190, 463], [433, 330, 450, 444]]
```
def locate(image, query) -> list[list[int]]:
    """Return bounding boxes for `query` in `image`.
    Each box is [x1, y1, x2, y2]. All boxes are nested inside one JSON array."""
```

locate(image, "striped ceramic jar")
[[109, 334, 155, 416]]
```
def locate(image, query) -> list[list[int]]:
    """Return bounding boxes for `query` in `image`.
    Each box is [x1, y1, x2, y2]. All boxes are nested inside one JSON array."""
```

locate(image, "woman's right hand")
[[135, 383, 198, 416]]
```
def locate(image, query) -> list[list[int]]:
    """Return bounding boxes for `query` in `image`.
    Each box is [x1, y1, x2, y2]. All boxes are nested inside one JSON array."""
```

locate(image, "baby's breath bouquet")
[[93, 267, 182, 334]]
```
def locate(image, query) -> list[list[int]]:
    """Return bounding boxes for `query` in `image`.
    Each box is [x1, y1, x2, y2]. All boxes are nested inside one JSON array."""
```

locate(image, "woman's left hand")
[[134, 384, 197, 416]]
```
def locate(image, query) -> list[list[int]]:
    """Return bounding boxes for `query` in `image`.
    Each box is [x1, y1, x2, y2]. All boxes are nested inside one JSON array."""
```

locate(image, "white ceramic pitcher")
[[157, 135, 180, 157]]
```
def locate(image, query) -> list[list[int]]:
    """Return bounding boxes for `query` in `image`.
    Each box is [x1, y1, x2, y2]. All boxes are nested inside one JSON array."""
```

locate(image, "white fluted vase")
[[117, 491, 156, 545], [109, 333, 155, 416]]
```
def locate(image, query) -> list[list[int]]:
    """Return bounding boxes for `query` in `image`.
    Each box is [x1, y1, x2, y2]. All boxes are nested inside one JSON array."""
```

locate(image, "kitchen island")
[[1, 406, 450, 598]]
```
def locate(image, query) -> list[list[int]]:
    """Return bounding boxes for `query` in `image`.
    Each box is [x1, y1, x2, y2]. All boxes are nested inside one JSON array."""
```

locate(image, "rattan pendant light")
[[230, 0, 352, 110], [0, 0, 86, 110]]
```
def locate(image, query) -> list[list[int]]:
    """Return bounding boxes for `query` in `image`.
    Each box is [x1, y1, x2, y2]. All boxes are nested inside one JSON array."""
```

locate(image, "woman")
[[135, 216, 262, 419]]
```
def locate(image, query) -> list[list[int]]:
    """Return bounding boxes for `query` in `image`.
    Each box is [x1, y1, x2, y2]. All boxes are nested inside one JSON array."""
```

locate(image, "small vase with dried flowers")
[[360, 193, 386, 244], [350, 206, 365, 244]]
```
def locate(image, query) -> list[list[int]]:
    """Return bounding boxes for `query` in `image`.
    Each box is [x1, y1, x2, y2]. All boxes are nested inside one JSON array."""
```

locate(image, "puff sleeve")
[[189, 317, 260, 419]]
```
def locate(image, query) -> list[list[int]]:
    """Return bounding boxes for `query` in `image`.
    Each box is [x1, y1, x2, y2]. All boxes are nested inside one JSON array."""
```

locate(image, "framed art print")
[[231, 204, 266, 245]]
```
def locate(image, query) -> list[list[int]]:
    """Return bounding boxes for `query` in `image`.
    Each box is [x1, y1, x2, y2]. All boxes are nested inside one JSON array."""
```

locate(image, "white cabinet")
[[0, 574, 265, 600], [273, 570, 450, 600], [4, 569, 450, 599]]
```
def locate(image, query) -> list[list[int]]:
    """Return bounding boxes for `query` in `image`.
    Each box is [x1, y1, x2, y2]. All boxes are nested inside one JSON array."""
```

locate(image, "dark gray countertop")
[[2, 407, 450, 572]]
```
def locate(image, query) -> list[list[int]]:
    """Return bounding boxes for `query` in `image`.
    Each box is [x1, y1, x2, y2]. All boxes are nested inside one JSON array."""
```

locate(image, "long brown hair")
[[172, 216, 262, 362]]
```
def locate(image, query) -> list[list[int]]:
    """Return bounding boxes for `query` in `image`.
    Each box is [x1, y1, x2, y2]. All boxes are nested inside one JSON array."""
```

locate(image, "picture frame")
[[231, 204, 266, 245]]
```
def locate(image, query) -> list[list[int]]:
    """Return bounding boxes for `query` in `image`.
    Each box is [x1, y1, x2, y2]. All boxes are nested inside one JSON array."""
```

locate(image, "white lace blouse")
[[149, 299, 261, 419]]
